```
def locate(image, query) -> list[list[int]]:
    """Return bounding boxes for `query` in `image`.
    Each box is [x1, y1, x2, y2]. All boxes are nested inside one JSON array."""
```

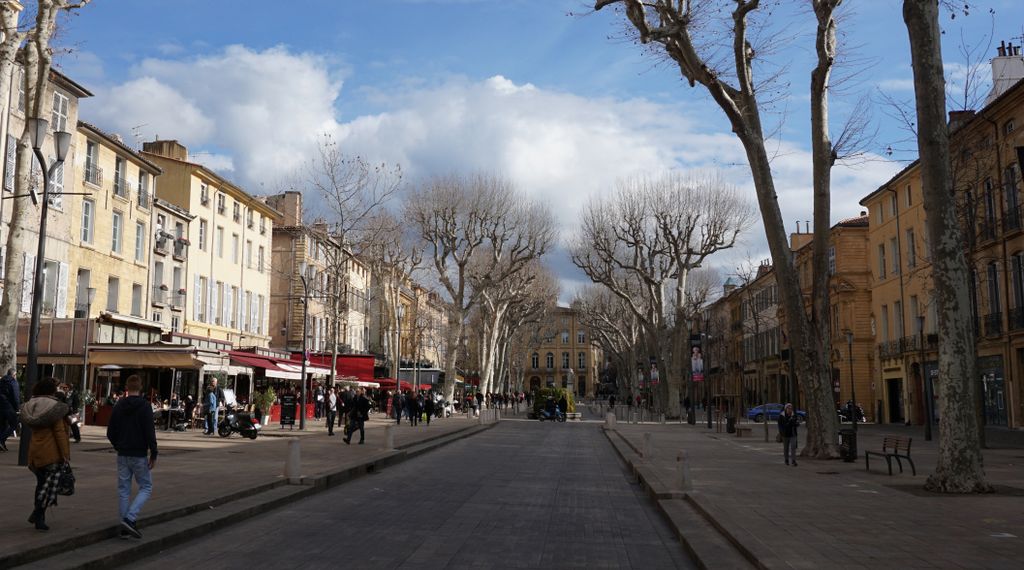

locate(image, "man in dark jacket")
[[343, 388, 371, 444], [0, 368, 19, 451], [106, 375, 158, 539]]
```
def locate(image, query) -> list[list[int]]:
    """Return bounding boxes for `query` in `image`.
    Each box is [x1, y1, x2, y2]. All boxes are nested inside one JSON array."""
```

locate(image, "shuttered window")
[[4, 135, 16, 192]]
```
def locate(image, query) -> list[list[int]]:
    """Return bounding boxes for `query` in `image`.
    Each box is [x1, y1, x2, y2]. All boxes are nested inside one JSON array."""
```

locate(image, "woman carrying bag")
[[20, 377, 72, 531]]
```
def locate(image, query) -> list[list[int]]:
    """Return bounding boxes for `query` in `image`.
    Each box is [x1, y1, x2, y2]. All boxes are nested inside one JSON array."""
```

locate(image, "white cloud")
[[877, 78, 915, 91]]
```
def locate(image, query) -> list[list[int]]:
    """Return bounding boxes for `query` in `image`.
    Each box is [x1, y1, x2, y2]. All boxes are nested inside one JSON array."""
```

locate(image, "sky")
[[53, 0, 1024, 299]]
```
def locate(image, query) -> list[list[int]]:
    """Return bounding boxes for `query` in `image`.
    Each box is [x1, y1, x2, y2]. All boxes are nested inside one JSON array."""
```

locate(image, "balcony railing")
[[169, 293, 185, 309], [173, 241, 188, 260], [1005, 206, 1022, 232], [113, 176, 131, 198], [138, 188, 151, 209], [1011, 307, 1024, 331], [152, 286, 167, 306], [84, 164, 103, 186], [984, 312, 1003, 336], [978, 220, 997, 242]]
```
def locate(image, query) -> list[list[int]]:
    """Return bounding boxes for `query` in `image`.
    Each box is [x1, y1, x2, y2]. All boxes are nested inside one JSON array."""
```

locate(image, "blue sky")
[[53, 0, 1024, 293]]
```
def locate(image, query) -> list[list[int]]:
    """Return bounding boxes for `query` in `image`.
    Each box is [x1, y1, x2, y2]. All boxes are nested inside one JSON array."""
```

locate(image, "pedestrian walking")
[[343, 388, 370, 445], [408, 391, 420, 427], [424, 394, 435, 425], [778, 403, 800, 466], [392, 391, 404, 425], [314, 385, 324, 420], [204, 378, 225, 435], [325, 388, 338, 436], [0, 367, 21, 451], [106, 375, 158, 539], [20, 378, 71, 531]]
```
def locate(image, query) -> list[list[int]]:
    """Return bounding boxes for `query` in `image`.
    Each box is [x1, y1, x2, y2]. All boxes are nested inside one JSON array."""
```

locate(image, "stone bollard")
[[385, 424, 397, 450], [660, 413, 666, 425], [642, 432, 653, 461], [284, 439, 301, 484], [605, 412, 616, 429], [677, 449, 692, 492]]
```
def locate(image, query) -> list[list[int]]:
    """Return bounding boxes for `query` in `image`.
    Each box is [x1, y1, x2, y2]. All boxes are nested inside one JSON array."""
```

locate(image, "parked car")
[[746, 403, 807, 423]]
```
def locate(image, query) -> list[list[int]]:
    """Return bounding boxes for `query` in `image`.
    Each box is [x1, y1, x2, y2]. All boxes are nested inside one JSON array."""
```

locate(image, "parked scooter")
[[218, 405, 260, 439], [837, 402, 866, 423], [538, 408, 566, 422]]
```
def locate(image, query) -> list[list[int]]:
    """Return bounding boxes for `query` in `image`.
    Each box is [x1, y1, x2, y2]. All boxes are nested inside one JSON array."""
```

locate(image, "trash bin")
[[686, 409, 696, 424], [839, 429, 857, 462], [726, 415, 737, 433]]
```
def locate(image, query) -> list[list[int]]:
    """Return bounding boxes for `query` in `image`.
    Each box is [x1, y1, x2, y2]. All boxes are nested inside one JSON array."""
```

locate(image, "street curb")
[[600, 426, 769, 570], [3, 421, 497, 570]]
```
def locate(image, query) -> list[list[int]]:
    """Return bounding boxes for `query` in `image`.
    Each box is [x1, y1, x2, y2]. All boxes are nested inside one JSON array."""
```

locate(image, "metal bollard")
[[642, 432, 653, 461], [605, 412, 616, 429], [284, 439, 301, 484], [385, 424, 396, 450], [677, 449, 692, 492]]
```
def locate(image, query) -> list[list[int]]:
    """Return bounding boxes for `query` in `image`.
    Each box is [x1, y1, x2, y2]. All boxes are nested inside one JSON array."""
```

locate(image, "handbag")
[[775, 433, 783, 443], [56, 463, 75, 496]]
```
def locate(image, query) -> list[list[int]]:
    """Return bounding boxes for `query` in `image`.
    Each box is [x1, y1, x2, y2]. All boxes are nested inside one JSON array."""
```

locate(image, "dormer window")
[[1006, 119, 1016, 135]]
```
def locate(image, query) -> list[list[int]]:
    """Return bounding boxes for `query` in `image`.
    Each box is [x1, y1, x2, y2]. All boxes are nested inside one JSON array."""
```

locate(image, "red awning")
[[375, 378, 413, 391], [229, 353, 301, 380], [301, 353, 375, 382]]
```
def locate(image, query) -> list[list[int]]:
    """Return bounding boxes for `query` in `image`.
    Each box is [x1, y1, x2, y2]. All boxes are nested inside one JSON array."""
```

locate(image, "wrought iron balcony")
[[138, 188, 151, 209], [152, 286, 167, 306], [154, 236, 169, 255], [1010, 307, 1024, 331], [84, 164, 103, 186], [1005, 206, 1022, 232], [984, 312, 1003, 336], [173, 241, 188, 260]]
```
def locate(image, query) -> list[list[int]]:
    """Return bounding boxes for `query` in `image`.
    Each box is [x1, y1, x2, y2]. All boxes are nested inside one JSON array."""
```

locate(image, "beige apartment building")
[[523, 305, 601, 398], [149, 197, 194, 332], [141, 140, 278, 348], [860, 44, 1024, 429]]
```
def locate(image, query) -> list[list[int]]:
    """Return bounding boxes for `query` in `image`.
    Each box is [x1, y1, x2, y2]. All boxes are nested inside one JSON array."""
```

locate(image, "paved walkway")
[[0, 411, 489, 565], [132, 419, 693, 570], [609, 420, 1024, 569]]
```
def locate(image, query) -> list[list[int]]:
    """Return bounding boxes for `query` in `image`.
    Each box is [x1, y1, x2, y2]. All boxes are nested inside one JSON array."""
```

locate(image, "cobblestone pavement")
[[133, 419, 693, 570]]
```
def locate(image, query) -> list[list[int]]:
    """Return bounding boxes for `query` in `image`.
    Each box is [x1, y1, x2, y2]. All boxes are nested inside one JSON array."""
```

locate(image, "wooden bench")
[[865, 435, 915, 475], [735, 426, 753, 437]]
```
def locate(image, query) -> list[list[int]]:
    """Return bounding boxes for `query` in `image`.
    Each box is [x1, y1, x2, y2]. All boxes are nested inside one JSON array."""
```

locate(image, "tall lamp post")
[[79, 287, 96, 424], [18, 118, 72, 467], [703, 331, 712, 429], [845, 330, 857, 434], [395, 303, 405, 393], [918, 315, 932, 441], [298, 262, 310, 430]]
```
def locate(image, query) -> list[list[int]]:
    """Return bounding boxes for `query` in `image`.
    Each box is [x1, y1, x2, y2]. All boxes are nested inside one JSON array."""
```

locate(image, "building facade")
[[524, 306, 601, 398]]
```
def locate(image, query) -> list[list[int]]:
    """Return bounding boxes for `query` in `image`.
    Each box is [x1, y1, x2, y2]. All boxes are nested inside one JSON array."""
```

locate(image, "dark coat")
[[349, 395, 370, 420], [107, 395, 159, 459], [777, 412, 799, 438], [0, 374, 19, 412]]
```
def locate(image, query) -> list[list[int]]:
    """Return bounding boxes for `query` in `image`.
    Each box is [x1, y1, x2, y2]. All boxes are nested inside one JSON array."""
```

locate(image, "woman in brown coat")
[[20, 377, 70, 531]]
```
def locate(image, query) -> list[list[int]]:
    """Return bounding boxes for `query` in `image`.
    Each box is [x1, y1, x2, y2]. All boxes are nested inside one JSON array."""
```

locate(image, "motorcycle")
[[539, 408, 566, 422], [837, 404, 866, 423], [218, 405, 260, 439]]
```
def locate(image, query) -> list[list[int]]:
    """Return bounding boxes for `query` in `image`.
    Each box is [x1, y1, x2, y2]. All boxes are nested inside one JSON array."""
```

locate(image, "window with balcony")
[[1005, 164, 1021, 230], [982, 179, 997, 239], [200, 183, 209, 206], [113, 157, 127, 197], [81, 199, 94, 243], [247, 209, 254, 228], [260, 215, 266, 234], [545, 352, 554, 369], [198, 219, 208, 251], [41, 260, 59, 315], [233, 201, 240, 222], [84, 141, 101, 186], [138, 171, 150, 208], [216, 193, 225, 214], [46, 154, 64, 209], [111, 211, 123, 253], [1013, 254, 1024, 329]]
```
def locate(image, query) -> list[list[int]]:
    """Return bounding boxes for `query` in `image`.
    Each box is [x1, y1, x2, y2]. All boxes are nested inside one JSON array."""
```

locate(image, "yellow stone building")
[[141, 140, 278, 348], [523, 305, 601, 398]]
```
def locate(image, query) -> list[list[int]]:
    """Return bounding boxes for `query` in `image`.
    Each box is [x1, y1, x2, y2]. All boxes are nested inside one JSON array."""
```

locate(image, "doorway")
[[886, 378, 904, 423]]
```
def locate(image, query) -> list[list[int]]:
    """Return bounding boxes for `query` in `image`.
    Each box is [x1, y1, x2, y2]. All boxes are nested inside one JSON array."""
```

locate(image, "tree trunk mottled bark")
[[441, 309, 462, 402], [902, 0, 991, 493]]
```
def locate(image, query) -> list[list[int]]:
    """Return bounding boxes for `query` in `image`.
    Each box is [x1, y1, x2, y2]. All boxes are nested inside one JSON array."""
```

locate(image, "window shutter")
[[21, 253, 34, 313], [0, 245, 5, 280], [208, 280, 215, 325], [249, 295, 257, 334], [263, 296, 270, 337], [193, 274, 201, 321], [29, 158, 40, 196], [224, 288, 233, 329], [4, 135, 15, 192], [47, 159, 64, 208], [239, 293, 247, 332], [55, 262, 68, 318], [236, 289, 244, 331], [210, 282, 219, 325]]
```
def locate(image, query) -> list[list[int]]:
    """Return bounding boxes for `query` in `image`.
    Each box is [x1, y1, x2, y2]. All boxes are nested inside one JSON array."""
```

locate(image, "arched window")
[[545, 352, 554, 369], [531, 352, 539, 369]]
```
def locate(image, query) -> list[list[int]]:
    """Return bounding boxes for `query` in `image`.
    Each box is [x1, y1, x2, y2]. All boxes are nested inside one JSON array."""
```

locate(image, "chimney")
[[985, 40, 1024, 106], [860, 210, 867, 217], [142, 140, 189, 161], [948, 110, 976, 131]]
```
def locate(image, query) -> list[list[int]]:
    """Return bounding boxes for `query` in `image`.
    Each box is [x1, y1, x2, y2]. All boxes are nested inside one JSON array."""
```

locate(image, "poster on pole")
[[691, 335, 704, 383]]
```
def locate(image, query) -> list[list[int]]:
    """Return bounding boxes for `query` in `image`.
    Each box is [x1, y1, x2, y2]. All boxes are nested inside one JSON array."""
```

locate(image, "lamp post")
[[703, 332, 712, 429], [299, 262, 309, 430], [918, 315, 932, 441], [18, 118, 72, 467], [845, 330, 857, 434], [79, 287, 96, 424]]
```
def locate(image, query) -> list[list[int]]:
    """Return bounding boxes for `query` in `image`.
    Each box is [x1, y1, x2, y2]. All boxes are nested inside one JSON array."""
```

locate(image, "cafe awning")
[[229, 353, 301, 380], [197, 351, 251, 376], [278, 362, 332, 377], [89, 345, 200, 368]]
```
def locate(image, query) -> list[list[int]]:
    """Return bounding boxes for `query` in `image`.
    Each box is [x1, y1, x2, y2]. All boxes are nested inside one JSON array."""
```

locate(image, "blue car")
[[746, 403, 807, 423]]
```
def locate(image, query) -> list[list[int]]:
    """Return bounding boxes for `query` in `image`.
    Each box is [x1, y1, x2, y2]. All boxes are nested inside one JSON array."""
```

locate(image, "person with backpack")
[[343, 388, 370, 445], [0, 368, 21, 451], [107, 375, 158, 539]]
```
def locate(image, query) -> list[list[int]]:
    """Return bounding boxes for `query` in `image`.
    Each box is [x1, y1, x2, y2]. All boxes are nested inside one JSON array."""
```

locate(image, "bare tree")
[[573, 284, 645, 400], [571, 172, 751, 415], [0, 0, 91, 375], [406, 174, 553, 401], [902, 0, 990, 493], [593, 0, 852, 457]]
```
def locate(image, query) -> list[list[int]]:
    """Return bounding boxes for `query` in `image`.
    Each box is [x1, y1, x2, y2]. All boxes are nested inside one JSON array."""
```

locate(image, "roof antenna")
[[130, 123, 148, 149]]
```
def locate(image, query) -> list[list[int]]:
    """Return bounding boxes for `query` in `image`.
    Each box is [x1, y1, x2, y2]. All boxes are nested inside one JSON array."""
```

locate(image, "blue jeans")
[[117, 456, 153, 523]]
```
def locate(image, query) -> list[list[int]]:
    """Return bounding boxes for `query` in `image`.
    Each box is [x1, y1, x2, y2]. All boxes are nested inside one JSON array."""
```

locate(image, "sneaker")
[[792, 461, 798, 467], [0, 440, 7, 452], [343, 437, 350, 445], [119, 528, 131, 539], [784, 460, 789, 465], [121, 518, 142, 539]]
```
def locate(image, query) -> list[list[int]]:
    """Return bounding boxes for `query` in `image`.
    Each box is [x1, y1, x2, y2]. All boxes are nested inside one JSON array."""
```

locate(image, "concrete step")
[[657, 499, 755, 570]]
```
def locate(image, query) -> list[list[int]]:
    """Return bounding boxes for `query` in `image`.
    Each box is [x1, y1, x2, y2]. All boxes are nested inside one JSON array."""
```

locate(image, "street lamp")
[[918, 315, 932, 441], [80, 287, 96, 424], [396, 303, 405, 394], [845, 329, 857, 434], [298, 262, 309, 430], [18, 118, 71, 466], [703, 331, 712, 429]]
